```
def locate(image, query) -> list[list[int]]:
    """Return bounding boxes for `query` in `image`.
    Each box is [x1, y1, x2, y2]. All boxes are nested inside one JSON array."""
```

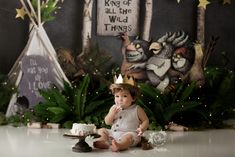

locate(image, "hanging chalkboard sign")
[[97, 0, 140, 36], [19, 55, 57, 107]]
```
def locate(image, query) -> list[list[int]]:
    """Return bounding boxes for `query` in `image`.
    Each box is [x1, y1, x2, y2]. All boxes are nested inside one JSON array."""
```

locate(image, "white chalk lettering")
[[29, 59, 37, 66]]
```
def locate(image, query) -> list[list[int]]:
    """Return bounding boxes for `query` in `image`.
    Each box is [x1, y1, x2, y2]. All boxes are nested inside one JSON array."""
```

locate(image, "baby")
[[94, 75, 149, 152]]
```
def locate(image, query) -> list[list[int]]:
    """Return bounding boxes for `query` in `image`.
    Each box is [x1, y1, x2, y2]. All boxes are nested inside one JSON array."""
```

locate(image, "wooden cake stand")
[[63, 133, 100, 152]]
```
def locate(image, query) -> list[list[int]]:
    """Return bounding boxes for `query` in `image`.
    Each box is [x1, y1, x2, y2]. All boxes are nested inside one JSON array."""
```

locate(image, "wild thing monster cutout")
[[119, 31, 204, 92]]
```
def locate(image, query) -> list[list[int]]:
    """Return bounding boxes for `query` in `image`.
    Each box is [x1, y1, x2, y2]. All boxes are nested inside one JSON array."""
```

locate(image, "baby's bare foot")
[[93, 141, 109, 149], [111, 140, 120, 152]]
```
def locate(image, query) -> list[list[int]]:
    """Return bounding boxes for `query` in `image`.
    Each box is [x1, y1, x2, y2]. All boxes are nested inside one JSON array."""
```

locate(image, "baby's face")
[[114, 89, 135, 109]]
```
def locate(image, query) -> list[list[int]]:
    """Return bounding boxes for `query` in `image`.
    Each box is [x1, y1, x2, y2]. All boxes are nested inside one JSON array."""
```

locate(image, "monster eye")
[[135, 44, 140, 49]]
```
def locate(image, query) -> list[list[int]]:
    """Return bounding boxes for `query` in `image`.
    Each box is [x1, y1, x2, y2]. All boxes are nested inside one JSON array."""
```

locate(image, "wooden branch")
[[81, 0, 94, 54], [142, 0, 153, 41], [186, 42, 205, 87], [196, 7, 205, 51], [203, 36, 219, 67]]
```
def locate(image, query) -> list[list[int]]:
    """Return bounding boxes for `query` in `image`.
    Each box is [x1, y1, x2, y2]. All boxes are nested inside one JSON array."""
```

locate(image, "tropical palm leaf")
[[47, 107, 66, 115], [137, 97, 155, 119], [31, 74, 113, 127], [0, 74, 16, 113], [85, 98, 113, 115], [139, 83, 168, 105], [40, 88, 70, 111], [164, 101, 201, 122], [73, 74, 90, 118], [179, 82, 197, 101], [138, 81, 202, 128]]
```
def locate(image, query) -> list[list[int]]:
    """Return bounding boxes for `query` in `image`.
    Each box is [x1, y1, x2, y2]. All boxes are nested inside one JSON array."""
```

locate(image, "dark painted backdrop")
[[0, 0, 234, 74]]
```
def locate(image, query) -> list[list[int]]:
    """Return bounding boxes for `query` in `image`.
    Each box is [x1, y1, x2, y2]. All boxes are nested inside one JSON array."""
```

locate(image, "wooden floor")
[[0, 125, 235, 157]]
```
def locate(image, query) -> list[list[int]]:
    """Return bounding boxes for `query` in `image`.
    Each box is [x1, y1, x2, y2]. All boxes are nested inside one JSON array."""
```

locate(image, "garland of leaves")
[[31, 0, 63, 23]]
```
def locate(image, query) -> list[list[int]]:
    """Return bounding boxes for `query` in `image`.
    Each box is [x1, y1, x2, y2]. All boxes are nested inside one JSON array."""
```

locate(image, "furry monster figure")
[[147, 31, 189, 91], [120, 33, 152, 81], [172, 47, 192, 74]]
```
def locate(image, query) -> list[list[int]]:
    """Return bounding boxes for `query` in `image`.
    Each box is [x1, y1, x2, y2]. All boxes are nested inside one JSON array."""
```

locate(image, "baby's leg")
[[93, 128, 110, 149], [111, 133, 133, 152]]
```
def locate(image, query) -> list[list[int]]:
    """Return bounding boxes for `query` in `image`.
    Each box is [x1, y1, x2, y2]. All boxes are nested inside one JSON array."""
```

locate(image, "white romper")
[[109, 104, 141, 146]]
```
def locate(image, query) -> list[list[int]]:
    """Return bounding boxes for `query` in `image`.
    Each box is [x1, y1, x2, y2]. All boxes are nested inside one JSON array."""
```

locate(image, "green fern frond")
[[85, 97, 113, 115], [172, 82, 184, 102], [179, 82, 197, 101], [40, 88, 70, 112], [31, 0, 60, 22], [204, 67, 226, 87], [137, 98, 157, 122], [47, 107, 65, 115], [50, 113, 66, 123], [63, 80, 73, 96], [217, 71, 235, 97], [164, 101, 201, 122], [139, 83, 167, 105], [74, 74, 90, 118], [0, 74, 16, 113]]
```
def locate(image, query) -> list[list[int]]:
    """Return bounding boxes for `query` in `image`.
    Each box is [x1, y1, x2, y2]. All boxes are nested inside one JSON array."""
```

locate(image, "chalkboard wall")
[[0, 0, 234, 74]]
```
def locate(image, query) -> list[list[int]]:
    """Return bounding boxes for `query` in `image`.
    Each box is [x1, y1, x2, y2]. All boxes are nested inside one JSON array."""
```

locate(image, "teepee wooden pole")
[[38, 0, 41, 25], [26, 0, 38, 22], [20, 0, 37, 27]]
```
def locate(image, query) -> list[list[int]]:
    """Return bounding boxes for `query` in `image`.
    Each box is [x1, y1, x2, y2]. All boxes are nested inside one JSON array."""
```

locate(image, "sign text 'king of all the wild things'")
[[97, 0, 140, 36]]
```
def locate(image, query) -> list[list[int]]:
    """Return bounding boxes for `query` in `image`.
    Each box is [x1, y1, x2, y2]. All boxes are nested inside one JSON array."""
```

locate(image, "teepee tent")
[[6, 0, 70, 117]]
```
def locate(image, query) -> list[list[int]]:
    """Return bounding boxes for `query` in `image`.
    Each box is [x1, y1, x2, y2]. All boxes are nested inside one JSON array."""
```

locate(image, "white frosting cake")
[[70, 123, 96, 136]]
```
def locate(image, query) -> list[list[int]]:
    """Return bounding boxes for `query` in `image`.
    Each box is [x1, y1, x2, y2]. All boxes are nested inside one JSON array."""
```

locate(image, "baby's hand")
[[110, 105, 122, 116], [116, 105, 123, 110], [136, 127, 143, 136], [114, 105, 122, 113]]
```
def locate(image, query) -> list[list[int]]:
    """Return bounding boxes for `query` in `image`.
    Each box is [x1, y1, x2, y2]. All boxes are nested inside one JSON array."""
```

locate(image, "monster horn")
[[175, 35, 189, 47], [172, 31, 186, 45], [157, 33, 169, 43], [167, 32, 176, 42]]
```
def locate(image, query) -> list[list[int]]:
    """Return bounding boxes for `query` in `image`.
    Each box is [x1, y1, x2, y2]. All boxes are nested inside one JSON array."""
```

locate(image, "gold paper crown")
[[113, 74, 136, 86]]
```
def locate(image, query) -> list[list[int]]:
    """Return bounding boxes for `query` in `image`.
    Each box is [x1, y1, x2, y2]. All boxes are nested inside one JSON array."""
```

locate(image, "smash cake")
[[70, 123, 96, 136]]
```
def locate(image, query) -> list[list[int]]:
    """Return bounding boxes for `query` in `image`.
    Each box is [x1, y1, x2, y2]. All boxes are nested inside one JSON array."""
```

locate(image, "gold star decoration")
[[198, 0, 210, 9], [15, 7, 26, 20], [223, 0, 231, 5]]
